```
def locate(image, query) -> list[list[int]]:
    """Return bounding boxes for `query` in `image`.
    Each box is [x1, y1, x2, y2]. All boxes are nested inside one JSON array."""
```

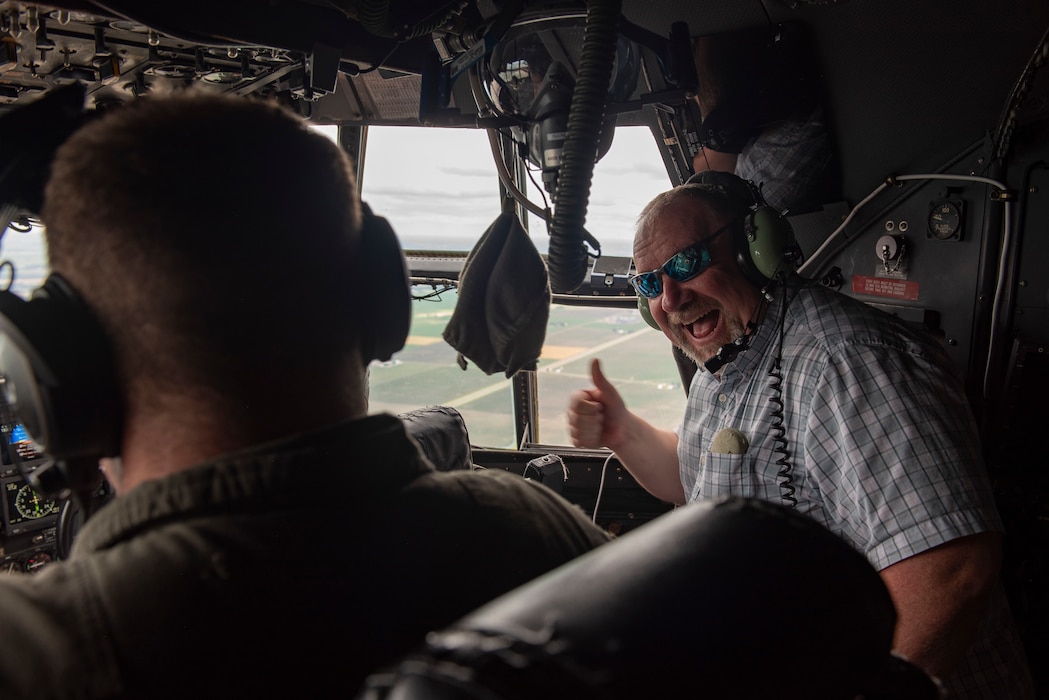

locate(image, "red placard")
[[851, 275, 920, 301]]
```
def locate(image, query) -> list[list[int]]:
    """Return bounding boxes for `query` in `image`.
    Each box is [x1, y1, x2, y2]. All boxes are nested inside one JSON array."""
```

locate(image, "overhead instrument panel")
[[0, 2, 351, 116]]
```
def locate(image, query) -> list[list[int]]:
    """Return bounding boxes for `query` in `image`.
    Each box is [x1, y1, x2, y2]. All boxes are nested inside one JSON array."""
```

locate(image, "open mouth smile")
[[679, 309, 720, 341]]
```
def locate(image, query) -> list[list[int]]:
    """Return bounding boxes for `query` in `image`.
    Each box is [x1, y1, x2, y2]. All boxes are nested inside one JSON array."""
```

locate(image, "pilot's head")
[[632, 183, 766, 367], [40, 91, 372, 434]]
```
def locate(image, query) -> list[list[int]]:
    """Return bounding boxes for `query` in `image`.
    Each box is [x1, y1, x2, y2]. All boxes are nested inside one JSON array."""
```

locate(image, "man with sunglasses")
[[567, 176, 1032, 698]]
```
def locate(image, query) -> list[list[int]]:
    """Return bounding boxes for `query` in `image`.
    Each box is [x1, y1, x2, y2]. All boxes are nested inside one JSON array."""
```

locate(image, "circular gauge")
[[25, 552, 52, 573], [928, 200, 962, 240], [14, 484, 59, 520]]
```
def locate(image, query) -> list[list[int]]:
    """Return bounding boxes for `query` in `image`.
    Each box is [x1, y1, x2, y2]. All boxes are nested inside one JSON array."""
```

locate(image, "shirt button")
[[718, 393, 728, 403]]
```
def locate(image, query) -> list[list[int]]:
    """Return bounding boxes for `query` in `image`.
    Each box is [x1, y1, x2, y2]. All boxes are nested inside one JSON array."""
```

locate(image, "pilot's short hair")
[[42, 90, 366, 394]]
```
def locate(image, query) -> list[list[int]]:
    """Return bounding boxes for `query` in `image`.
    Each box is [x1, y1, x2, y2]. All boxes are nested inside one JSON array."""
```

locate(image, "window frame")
[[352, 122, 684, 449]]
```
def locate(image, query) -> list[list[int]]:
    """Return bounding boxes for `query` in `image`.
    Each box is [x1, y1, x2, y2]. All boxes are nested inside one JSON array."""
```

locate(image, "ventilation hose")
[[547, 0, 621, 293]]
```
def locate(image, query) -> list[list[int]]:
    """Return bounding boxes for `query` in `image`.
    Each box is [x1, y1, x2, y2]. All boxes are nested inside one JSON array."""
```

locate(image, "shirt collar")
[[717, 288, 787, 380], [72, 414, 428, 554]]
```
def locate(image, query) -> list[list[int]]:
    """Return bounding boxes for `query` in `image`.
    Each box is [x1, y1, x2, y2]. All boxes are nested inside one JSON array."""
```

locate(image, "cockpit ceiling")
[[0, 1, 435, 123], [2, 0, 1049, 189], [0, 0, 828, 125]]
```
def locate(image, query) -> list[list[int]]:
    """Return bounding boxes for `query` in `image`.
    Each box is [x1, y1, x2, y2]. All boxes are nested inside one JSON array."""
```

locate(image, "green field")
[[369, 289, 687, 448]]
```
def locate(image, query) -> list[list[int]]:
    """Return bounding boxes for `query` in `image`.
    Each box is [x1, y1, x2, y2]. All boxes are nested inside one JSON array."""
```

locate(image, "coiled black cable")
[[768, 359, 796, 507], [768, 284, 796, 507]]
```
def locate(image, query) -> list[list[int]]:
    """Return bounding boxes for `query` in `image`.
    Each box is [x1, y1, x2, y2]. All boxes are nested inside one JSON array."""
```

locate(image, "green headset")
[[636, 171, 798, 330]]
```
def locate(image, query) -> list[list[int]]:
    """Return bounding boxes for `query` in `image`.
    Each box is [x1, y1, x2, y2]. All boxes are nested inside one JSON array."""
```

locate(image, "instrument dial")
[[14, 483, 59, 520], [25, 552, 52, 573], [928, 200, 963, 240]]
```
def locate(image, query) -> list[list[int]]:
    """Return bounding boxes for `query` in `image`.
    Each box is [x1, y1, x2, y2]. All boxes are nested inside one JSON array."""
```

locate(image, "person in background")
[[567, 175, 1033, 698], [691, 24, 841, 215], [0, 90, 609, 698]]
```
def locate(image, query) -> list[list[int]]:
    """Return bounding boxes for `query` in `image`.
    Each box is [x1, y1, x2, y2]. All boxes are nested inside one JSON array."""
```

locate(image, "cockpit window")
[[361, 127, 503, 252], [524, 127, 672, 257], [0, 220, 47, 298], [361, 125, 685, 448]]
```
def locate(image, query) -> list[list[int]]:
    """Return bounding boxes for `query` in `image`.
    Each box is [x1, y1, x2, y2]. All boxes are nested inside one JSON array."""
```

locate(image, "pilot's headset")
[[636, 171, 799, 330], [0, 205, 412, 497]]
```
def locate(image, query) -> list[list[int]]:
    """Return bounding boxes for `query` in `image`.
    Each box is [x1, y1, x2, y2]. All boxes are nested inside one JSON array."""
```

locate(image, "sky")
[[0, 224, 47, 298], [358, 125, 672, 258]]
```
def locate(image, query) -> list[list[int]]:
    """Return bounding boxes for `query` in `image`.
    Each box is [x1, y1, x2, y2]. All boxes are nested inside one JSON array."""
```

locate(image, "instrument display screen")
[[1, 475, 59, 534]]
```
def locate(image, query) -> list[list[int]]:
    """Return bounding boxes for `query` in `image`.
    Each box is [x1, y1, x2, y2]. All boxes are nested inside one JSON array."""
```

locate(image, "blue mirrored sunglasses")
[[629, 223, 734, 299]]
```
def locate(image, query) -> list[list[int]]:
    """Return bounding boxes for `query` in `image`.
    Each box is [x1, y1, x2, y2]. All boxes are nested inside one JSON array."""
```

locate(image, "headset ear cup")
[[358, 204, 411, 363], [637, 295, 660, 330], [684, 171, 796, 287], [0, 274, 120, 463], [746, 207, 793, 285]]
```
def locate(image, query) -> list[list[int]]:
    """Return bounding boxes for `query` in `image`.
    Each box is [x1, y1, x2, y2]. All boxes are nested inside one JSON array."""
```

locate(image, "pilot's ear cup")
[[0, 274, 119, 460], [637, 295, 659, 330], [358, 204, 412, 363]]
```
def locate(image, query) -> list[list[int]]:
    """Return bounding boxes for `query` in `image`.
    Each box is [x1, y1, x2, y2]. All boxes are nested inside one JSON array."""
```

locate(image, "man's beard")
[[666, 302, 747, 368]]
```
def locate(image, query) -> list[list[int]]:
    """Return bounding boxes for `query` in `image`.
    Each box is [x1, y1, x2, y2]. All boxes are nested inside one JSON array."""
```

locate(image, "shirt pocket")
[[690, 451, 756, 502]]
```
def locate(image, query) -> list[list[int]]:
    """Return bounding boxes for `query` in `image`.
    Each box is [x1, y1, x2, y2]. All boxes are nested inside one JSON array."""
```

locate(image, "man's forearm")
[[609, 416, 686, 505], [879, 532, 1002, 681]]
